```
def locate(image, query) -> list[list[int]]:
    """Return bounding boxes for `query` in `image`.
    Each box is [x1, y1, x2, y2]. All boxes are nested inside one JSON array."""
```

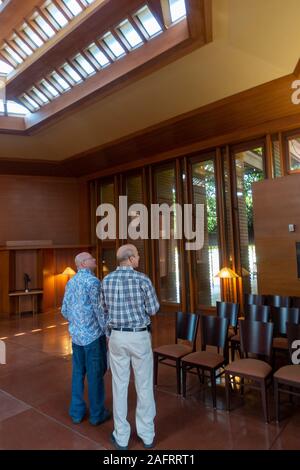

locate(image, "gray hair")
[[116, 244, 137, 263], [75, 252, 90, 268]]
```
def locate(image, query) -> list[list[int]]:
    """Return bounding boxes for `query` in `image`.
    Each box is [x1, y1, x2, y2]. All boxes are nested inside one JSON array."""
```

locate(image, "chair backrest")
[[271, 307, 300, 337], [244, 293, 265, 306], [216, 301, 239, 328], [175, 312, 199, 350], [291, 296, 300, 308], [239, 319, 274, 360], [200, 314, 229, 353], [244, 304, 270, 323], [265, 295, 290, 308], [287, 322, 300, 363]]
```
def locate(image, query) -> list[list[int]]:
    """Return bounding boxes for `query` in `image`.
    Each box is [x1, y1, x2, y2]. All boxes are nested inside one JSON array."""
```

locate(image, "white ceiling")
[[1, 0, 300, 161]]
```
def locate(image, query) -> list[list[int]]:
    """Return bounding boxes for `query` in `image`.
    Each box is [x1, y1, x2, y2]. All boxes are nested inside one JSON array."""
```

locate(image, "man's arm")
[[89, 278, 107, 332], [143, 278, 160, 316]]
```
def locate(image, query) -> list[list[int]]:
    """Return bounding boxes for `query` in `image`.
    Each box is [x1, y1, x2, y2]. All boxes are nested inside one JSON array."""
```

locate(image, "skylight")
[[49, 71, 71, 91], [34, 15, 56, 38], [73, 53, 95, 76], [62, 0, 83, 17], [22, 24, 44, 48], [7, 100, 30, 115], [117, 19, 143, 49], [0, 99, 30, 116], [0, 59, 13, 74], [87, 43, 110, 67], [102, 32, 125, 58], [17, 2, 188, 113], [61, 63, 82, 83], [4, 45, 23, 65], [169, 0, 187, 22], [134, 5, 162, 38], [46, 4, 69, 28], [39, 79, 59, 98], [13, 36, 33, 57]]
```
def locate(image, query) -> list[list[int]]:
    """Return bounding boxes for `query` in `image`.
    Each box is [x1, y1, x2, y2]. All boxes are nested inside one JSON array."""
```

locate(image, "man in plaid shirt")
[[101, 244, 159, 450]]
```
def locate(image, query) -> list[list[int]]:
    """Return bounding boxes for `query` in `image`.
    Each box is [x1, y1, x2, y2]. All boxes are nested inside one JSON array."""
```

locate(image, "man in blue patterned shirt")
[[61, 252, 110, 426], [101, 244, 159, 450]]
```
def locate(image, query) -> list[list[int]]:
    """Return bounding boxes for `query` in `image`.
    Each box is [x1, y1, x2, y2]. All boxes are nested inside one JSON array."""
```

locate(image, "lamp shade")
[[62, 267, 76, 276], [214, 267, 239, 279]]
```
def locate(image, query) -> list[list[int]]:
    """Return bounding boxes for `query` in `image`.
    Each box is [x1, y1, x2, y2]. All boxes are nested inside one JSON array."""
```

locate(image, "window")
[[34, 14, 56, 38], [117, 19, 143, 49], [234, 145, 265, 295], [154, 165, 181, 304], [272, 135, 282, 177], [49, 71, 71, 91], [287, 135, 300, 171], [6, 100, 30, 115], [13, 36, 33, 57], [46, 3, 69, 28], [102, 32, 126, 59], [0, 59, 13, 74], [169, 0, 186, 23], [29, 86, 50, 105], [61, 63, 82, 83], [62, 0, 83, 17], [39, 79, 60, 98], [22, 24, 44, 48], [126, 173, 146, 273], [73, 53, 95, 76], [20, 93, 40, 111], [3, 45, 23, 65], [192, 158, 221, 306], [134, 5, 162, 38], [87, 43, 110, 67]]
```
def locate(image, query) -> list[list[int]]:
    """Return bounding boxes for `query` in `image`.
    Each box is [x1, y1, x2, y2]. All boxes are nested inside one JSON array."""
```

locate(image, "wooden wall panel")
[[0, 175, 81, 245], [253, 174, 300, 296]]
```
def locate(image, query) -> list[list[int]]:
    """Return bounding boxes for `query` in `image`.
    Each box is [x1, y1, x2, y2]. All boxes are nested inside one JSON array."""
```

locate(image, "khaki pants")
[[109, 330, 156, 447]]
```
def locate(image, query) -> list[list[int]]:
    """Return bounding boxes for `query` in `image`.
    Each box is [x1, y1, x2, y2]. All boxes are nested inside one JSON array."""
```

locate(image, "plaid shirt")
[[61, 268, 106, 346], [101, 266, 159, 330]]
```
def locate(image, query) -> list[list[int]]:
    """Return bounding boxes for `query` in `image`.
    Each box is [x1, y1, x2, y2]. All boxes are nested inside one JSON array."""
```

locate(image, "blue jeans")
[[70, 336, 107, 423]]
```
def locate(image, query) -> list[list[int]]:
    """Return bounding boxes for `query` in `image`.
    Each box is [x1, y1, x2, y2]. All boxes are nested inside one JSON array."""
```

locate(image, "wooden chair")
[[231, 305, 271, 360], [274, 323, 300, 422], [244, 293, 265, 308], [265, 295, 290, 308], [153, 312, 199, 394], [271, 307, 300, 352], [216, 301, 239, 361], [225, 319, 274, 422], [181, 315, 229, 408]]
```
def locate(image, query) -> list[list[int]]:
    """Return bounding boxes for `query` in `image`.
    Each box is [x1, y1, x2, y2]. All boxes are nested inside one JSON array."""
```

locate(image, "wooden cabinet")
[[0, 244, 93, 317]]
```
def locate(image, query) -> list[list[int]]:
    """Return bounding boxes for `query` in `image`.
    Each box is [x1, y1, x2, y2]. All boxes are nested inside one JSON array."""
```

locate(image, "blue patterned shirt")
[[101, 266, 160, 330], [61, 269, 106, 346]]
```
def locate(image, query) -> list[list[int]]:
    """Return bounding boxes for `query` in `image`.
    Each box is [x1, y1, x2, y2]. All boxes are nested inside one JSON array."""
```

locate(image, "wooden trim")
[[182, 156, 195, 312], [265, 134, 273, 179], [175, 157, 186, 312]]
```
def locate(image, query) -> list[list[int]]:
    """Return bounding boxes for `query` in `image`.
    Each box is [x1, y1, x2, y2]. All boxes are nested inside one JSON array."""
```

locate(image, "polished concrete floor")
[[0, 310, 299, 450]]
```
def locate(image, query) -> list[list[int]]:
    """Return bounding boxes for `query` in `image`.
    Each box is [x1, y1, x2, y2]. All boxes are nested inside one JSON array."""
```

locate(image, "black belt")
[[112, 326, 149, 332]]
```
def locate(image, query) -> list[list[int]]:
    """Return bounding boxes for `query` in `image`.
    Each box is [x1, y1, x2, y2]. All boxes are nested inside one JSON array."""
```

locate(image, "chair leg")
[[274, 379, 279, 423], [289, 386, 294, 404], [154, 353, 158, 386], [261, 379, 269, 423], [176, 359, 181, 395], [240, 377, 245, 396], [230, 342, 235, 362], [225, 373, 230, 412], [210, 369, 217, 409], [182, 364, 187, 398]]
